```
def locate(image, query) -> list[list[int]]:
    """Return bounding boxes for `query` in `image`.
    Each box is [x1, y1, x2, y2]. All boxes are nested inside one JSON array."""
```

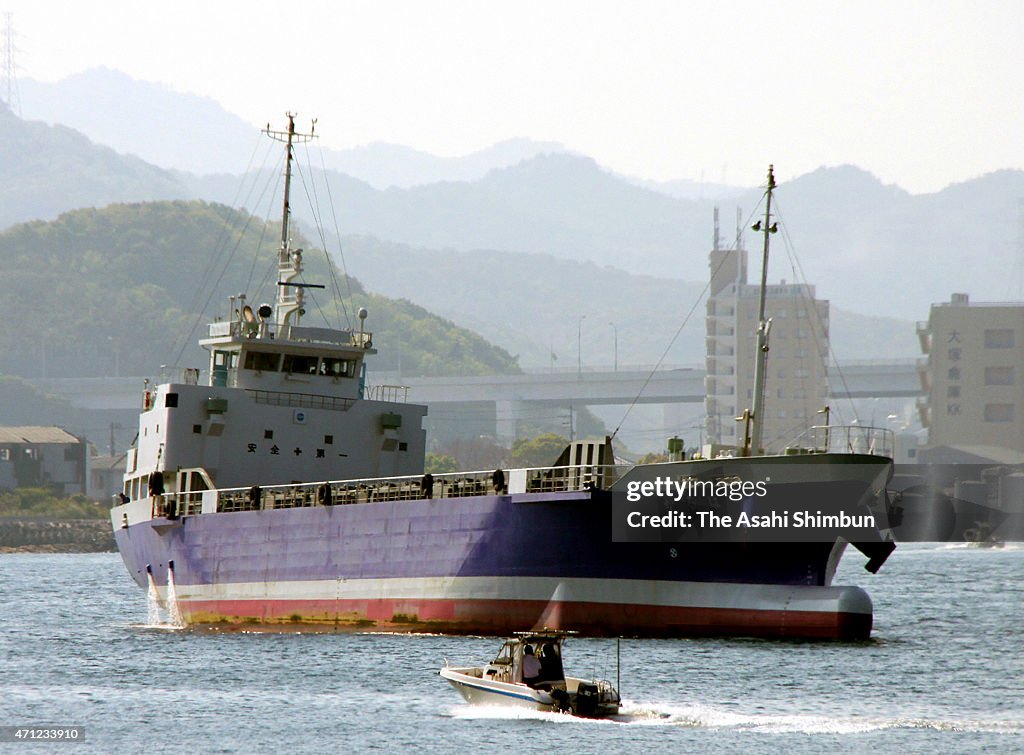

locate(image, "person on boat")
[[492, 468, 506, 494], [538, 643, 562, 682], [149, 470, 169, 517], [521, 645, 542, 687]]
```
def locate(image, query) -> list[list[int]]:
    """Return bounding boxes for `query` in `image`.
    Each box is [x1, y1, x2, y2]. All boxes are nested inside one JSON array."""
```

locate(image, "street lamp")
[[577, 315, 586, 379], [609, 321, 618, 372]]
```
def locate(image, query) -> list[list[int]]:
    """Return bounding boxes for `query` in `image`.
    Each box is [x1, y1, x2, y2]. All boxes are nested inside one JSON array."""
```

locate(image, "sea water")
[[0, 545, 1021, 753]]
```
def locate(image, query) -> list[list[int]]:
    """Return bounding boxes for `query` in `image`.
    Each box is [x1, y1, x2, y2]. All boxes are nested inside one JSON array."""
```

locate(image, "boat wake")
[[897, 542, 1020, 554], [937, 542, 1019, 552], [129, 621, 187, 632], [627, 702, 1024, 733], [446, 704, 618, 725], [448, 701, 1024, 734]]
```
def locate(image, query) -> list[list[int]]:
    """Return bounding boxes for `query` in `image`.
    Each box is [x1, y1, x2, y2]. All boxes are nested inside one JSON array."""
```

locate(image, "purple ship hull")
[[114, 470, 891, 640]]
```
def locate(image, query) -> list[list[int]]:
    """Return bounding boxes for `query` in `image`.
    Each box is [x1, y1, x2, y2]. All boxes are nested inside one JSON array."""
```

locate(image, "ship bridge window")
[[245, 351, 281, 372], [283, 354, 319, 375], [214, 351, 239, 369], [320, 357, 357, 378]]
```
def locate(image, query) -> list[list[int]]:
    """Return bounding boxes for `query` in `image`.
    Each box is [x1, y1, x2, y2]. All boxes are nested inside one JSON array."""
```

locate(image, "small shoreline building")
[[0, 426, 87, 495]]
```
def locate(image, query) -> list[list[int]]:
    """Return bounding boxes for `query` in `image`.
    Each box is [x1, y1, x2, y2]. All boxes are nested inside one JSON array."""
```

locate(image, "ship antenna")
[[263, 113, 316, 329], [746, 164, 778, 455]]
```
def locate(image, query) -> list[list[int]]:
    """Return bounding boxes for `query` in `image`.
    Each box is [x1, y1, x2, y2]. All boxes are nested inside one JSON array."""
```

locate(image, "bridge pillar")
[[495, 400, 528, 446]]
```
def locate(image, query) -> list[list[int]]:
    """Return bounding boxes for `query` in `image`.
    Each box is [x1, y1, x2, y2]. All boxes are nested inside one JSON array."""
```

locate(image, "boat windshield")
[[534, 641, 564, 681], [491, 642, 514, 665]]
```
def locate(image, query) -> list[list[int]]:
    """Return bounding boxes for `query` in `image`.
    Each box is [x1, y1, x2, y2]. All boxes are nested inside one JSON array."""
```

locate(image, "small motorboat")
[[964, 521, 1005, 548], [440, 631, 621, 718]]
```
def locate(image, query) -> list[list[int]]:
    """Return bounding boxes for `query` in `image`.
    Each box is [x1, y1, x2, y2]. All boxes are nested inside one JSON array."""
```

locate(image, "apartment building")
[[917, 293, 1024, 456], [704, 226, 830, 451]]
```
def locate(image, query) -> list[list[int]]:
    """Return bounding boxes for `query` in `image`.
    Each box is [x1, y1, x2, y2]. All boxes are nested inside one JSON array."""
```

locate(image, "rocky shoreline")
[[0, 518, 116, 553]]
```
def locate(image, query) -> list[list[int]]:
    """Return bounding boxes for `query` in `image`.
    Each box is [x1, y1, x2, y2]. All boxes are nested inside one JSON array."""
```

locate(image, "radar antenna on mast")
[[263, 113, 317, 328]]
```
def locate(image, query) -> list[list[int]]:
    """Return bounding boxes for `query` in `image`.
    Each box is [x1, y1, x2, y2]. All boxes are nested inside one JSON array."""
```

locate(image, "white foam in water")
[[142, 569, 185, 630], [448, 704, 616, 725], [145, 572, 163, 627], [450, 700, 1024, 734], [165, 567, 186, 628]]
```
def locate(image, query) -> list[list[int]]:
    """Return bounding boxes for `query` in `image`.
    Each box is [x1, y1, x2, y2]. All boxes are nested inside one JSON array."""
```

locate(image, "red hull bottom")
[[177, 597, 872, 641]]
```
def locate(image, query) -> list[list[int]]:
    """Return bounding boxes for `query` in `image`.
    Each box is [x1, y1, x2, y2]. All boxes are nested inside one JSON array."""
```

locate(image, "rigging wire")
[[178, 131, 268, 318], [291, 152, 351, 329], [772, 197, 862, 427], [307, 138, 356, 329], [168, 134, 279, 369], [609, 202, 767, 442], [243, 160, 284, 297]]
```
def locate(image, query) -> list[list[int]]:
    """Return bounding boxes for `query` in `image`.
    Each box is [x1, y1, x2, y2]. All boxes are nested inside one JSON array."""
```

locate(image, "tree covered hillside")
[[0, 201, 518, 378], [0, 103, 188, 229]]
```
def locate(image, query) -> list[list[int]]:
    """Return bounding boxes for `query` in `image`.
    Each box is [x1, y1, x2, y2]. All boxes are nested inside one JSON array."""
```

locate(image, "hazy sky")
[[4, 0, 1023, 193]]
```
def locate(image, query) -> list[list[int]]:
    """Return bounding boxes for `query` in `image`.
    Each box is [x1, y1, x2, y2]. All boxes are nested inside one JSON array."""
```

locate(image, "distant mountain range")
[[7, 68, 1024, 344], [20, 69, 267, 177], [19, 69, 569, 188], [182, 157, 1024, 324], [19, 68, 749, 197], [0, 101, 184, 230]]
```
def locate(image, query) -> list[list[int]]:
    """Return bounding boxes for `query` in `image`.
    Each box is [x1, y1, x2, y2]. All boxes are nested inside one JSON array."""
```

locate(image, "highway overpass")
[[31, 359, 921, 444]]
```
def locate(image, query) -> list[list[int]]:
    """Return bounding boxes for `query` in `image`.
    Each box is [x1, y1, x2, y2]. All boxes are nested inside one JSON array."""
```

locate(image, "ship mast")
[[746, 164, 778, 455], [263, 113, 316, 328]]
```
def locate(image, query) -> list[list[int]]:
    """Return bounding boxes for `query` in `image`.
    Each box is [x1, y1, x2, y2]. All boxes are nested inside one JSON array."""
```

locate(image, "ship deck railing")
[[162, 463, 627, 516], [207, 320, 372, 348], [363, 384, 410, 403], [783, 424, 895, 458]]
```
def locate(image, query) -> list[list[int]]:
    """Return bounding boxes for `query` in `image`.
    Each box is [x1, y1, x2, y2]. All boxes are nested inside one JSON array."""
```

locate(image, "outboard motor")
[[573, 682, 600, 717], [550, 688, 572, 713]]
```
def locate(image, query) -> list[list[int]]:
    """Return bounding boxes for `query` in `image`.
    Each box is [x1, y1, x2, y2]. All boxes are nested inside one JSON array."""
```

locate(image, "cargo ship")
[[111, 119, 895, 640]]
